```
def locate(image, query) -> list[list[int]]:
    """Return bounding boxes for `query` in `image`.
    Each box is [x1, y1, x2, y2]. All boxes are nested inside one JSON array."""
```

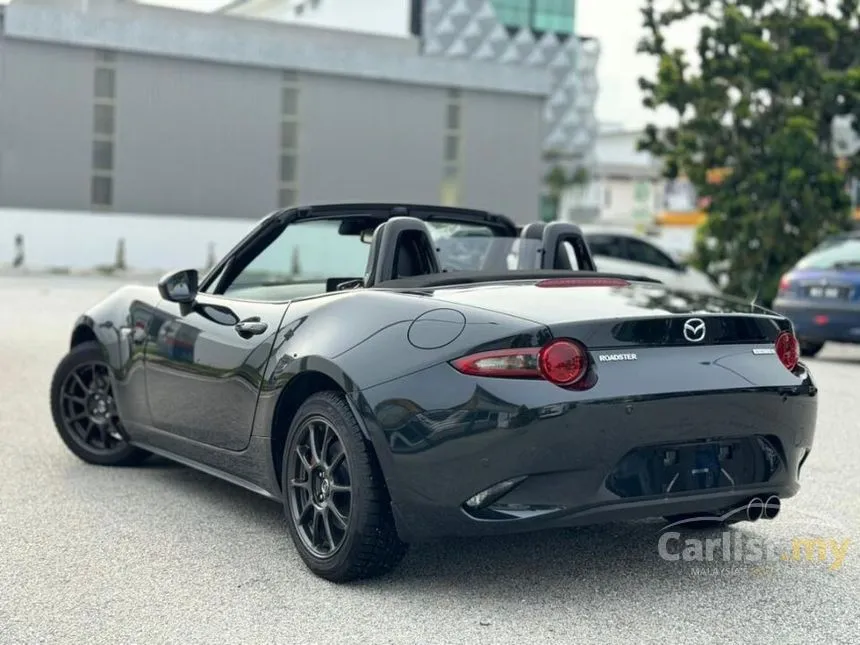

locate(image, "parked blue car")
[[773, 235, 860, 357]]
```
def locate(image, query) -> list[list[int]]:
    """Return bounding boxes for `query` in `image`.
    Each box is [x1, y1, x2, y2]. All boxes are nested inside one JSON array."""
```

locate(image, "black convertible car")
[[50, 203, 817, 582]]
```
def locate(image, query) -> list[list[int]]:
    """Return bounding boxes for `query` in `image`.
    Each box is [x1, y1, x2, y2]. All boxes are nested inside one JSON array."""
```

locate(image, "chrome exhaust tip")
[[746, 497, 764, 521], [763, 495, 781, 520]]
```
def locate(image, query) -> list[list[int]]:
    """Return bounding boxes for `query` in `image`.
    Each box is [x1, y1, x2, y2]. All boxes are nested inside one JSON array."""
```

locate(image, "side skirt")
[[131, 440, 280, 502], [126, 421, 282, 501]]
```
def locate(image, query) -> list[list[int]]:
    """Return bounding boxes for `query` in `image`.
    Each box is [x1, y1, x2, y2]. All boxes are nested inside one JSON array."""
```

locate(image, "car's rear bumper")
[[773, 299, 860, 343], [359, 365, 818, 543]]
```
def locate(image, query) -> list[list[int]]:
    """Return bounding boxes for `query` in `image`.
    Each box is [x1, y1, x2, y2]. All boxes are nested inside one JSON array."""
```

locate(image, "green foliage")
[[542, 150, 590, 221], [637, 0, 860, 305]]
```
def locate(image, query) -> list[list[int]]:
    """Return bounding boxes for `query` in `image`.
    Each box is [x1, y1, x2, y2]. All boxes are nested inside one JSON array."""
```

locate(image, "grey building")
[[410, 0, 600, 221], [0, 0, 596, 223]]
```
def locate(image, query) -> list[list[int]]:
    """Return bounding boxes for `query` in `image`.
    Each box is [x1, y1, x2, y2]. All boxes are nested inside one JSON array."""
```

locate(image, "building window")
[[446, 104, 460, 130], [91, 49, 117, 210], [92, 140, 114, 171], [440, 88, 462, 206], [280, 154, 296, 183], [280, 121, 297, 150], [491, 0, 530, 28], [534, 0, 575, 33], [278, 70, 300, 208], [281, 87, 299, 116], [490, 0, 575, 34], [94, 68, 116, 99], [93, 104, 115, 136], [91, 175, 113, 206], [444, 135, 459, 163]]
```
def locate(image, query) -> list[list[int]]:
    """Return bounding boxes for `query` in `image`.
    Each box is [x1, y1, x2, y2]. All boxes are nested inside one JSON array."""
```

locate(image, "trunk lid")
[[430, 280, 801, 391], [428, 280, 790, 349]]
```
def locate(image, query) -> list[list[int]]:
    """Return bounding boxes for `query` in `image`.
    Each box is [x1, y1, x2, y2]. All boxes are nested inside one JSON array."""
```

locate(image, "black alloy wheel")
[[50, 341, 150, 466], [287, 415, 353, 558], [282, 391, 408, 582]]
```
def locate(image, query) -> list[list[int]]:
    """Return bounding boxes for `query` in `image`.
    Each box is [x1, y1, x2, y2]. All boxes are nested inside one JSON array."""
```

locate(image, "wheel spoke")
[[289, 477, 311, 490], [80, 420, 94, 442], [63, 393, 87, 406], [308, 423, 321, 465], [67, 412, 88, 423], [320, 426, 333, 467], [328, 450, 345, 473], [72, 372, 89, 394], [298, 499, 313, 524], [321, 509, 336, 552], [310, 507, 322, 542], [295, 447, 313, 473], [330, 483, 351, 494], [328, 504, 348, 530]]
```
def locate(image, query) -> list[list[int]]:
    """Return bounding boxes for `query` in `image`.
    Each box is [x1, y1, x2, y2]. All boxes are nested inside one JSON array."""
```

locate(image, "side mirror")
[[158, 269, 199, 304]]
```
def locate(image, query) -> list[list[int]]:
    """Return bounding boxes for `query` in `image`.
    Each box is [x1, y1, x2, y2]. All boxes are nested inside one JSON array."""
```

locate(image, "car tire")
[[50, 341, 151, 467], [281, 392, 408, 583], [282, 391, 408, 582], [799, 341, 824, 358]]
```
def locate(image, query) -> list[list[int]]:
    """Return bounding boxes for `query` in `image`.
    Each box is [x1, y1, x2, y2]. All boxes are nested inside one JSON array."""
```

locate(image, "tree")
[[543, 150, 590, 222], [637, 0, 860, 305]]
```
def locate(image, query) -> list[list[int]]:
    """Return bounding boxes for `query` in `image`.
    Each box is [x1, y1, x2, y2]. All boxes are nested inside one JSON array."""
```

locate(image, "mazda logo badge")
[[683, 318, 706, 343]]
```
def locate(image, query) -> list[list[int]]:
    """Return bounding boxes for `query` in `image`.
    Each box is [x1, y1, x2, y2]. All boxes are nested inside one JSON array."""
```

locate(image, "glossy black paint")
[[60, 203, 818, 544]]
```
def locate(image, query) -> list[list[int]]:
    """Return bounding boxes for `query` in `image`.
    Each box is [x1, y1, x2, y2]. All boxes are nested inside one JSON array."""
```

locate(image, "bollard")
[[115, 238, 127, 271], [12, 234, 24, 268]]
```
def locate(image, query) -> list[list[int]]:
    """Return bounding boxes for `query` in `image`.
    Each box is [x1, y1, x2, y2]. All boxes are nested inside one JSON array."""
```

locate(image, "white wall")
[[600, 176, 662, 225], [596, 130, 656, 166], [0, 208, 259, 272], [560, 129, 663, 226]]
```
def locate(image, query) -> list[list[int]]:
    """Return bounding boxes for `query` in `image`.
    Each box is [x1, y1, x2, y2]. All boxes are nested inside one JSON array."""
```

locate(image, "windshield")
[[226, 218, 549, 292], [795, 239, 860, 270]]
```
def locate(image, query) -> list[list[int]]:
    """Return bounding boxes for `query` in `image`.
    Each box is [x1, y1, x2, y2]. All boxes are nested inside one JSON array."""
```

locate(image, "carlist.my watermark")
[[658, 530, 851, 571], [656, 506, 851, 572]]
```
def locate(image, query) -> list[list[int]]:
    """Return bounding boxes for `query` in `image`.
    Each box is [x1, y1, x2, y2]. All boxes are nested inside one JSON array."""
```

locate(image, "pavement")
[[1, 275, 859, 645]]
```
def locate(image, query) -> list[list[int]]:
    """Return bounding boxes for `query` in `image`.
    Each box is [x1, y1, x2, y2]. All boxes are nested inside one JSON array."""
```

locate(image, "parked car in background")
[[772, 236, 860, 357], [577, 225, 721, 295], [809, 228, 860, 252]]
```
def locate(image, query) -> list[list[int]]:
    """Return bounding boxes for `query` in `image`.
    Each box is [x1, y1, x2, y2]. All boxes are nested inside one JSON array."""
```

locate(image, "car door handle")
[[234, 318, 268, 338]]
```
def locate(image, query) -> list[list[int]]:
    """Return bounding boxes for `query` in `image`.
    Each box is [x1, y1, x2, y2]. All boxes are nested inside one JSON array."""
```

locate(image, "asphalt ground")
[[1, 275, 858, 645]]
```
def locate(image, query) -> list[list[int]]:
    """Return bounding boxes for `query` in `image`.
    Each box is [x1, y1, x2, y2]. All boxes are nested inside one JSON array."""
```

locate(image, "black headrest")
[[364, 217, 441, 286]]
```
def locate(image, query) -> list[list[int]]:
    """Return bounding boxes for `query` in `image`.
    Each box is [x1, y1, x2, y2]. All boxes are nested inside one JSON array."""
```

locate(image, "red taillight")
[[778, 274, 792, 292], [450, 348, 541, 378], [536, 278, 630, 288], [450, 339, 589, 387], [775, 331, 799, 372], [538, 339, 588, 386]]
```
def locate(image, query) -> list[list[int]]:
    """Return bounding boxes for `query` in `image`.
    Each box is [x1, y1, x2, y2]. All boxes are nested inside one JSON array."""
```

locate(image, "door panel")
[[109, 297, 164, 429], [144, 294, 288, 451]]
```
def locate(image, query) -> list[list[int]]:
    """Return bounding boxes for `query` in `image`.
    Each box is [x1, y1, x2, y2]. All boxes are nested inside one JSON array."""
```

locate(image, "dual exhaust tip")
[[746, 495, 780, 521]]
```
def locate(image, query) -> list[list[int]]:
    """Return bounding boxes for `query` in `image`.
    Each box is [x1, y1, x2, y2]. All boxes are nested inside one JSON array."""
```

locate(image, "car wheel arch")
[[269, 370, 382, 493], [71, 322, 98, 349]]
